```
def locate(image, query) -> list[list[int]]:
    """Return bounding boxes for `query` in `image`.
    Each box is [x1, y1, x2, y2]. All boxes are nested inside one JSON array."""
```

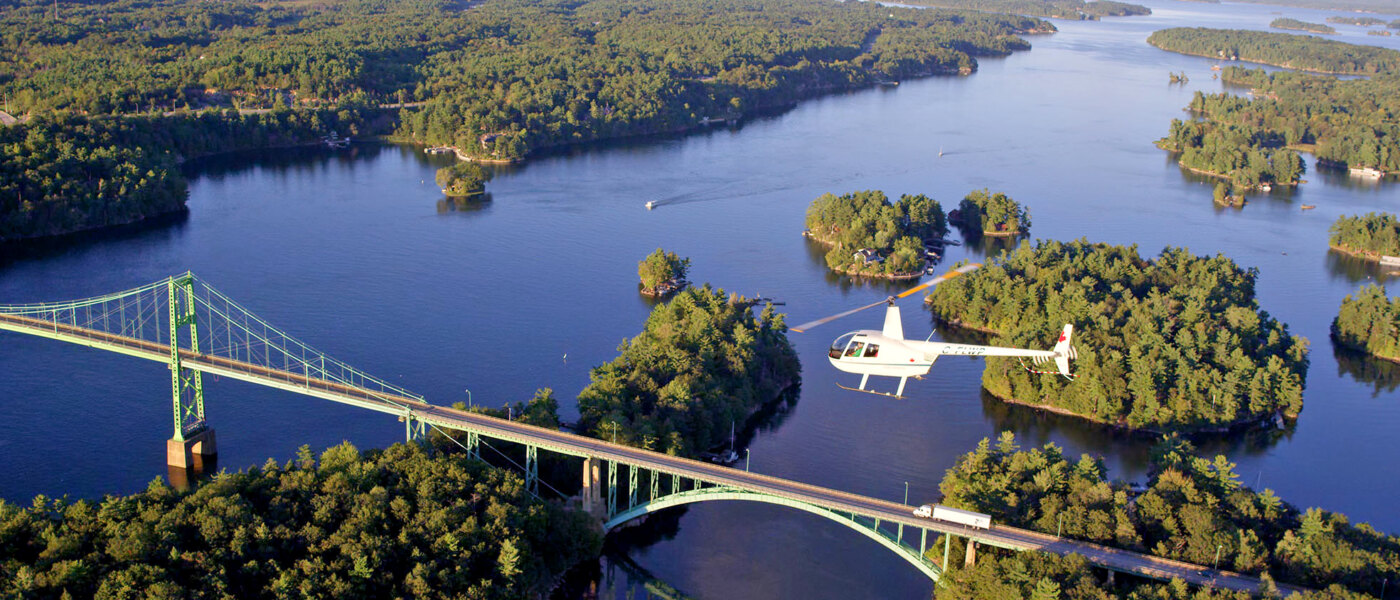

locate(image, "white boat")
[[645, 201, 655, 210], [1349, 166, 1383, 179]]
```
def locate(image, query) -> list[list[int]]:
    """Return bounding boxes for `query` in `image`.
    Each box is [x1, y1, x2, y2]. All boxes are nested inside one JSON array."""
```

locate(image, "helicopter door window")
[[864, 344, 879, 358], [844, 341, 865, 358]]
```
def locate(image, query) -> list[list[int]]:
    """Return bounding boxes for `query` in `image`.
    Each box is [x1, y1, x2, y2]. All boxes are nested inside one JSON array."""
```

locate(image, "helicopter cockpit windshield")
[[829, 333, 864, 359]]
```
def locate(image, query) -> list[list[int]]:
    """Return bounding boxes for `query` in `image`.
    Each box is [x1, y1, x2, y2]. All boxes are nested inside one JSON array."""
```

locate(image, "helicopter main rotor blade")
[[790, 298, 890, 333], [789, 263, 982, 333], [892, 263, 981, 300]]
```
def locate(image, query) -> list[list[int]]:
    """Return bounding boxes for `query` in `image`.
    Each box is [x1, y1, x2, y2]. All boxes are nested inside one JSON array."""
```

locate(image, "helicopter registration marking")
[[942, 345, 989, 356]]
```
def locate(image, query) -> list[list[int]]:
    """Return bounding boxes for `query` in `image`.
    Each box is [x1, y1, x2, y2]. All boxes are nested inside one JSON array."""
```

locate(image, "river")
[[1, 0, 1398, 598]]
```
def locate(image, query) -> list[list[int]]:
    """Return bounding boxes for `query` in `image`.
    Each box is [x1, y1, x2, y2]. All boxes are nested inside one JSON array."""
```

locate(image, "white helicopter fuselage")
[[824, 305, 1074, 397]]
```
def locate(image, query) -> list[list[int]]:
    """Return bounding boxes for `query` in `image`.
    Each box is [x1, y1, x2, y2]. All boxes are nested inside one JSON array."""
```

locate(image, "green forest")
[[935, 433, 1400, 597], [804, 190, 948, 277], [638, 248, 691, 296], [954, 188, 1030, 236], [924, 239, 1310, 431], [891, 0, 1148, 20], [0, 442, 601, 599], [435, 162, 489, 197], [1155, 65, 1400, 184], [1146, 28, 1400, 74], [1333, 284, 1400, 363], [1, 0, 1051, 242], [1, 105, 379, 242], [1156, 118, 1305, 189], [1327, 15, 1388, 26], [1270, 18, 1336, 34], [1329, 213, 1400, 260], [576, 285, 799, 456]]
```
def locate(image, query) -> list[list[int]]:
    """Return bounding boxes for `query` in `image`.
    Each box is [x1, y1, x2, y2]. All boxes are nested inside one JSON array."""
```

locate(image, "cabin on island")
[[853, 248, 883, 264], [1349, 166, 1384, 179]]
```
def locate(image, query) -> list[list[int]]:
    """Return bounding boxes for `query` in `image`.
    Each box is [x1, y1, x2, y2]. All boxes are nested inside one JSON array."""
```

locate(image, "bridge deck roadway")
[[0, 313, 1306, 595]]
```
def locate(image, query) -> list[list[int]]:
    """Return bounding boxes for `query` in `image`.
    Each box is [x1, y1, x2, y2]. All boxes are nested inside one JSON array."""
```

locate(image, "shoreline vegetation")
[[1334, 284, 1400, 364], [894, 0, 1150, 21], [951, 188, 1030, 237], [0, 442, 602, 599], [1, 0, 1053, 244], [935, 433, 1400, 598], [1269, 17, 1336, 34], [1329, 213, 1400, 264], [925, 239, 1309, 434], [1146, 27, 1400, 75], [803, 190, 949, 280], [638, 249, 692, 297]]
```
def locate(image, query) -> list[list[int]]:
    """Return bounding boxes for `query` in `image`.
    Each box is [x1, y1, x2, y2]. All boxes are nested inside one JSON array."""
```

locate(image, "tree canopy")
[[1146, 28, 1400, 75], [1270, 18, 1336, 35], [1330, 213, 1400, 260], [638, 248, 691, 296], [937, 433, 1400, 596], [925, 239, 1310, 431], [0, 442, 601, 599], [435, 162, 489, 197], [1333, 284, 1400, 362], [954, 188, 1030, 236], [804, 190, 948, 277], [895, 0, 1149, 21], [576, 285, 799, 456]]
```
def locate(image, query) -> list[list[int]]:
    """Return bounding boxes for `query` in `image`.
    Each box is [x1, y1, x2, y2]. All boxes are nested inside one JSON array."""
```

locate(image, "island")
[[1, 0, 1055, 243], [894, 0, 1149, 20], [0, 442, 602, 598], [435, 162, 489, 197], [1157, 117, 1305, 192], [638, 248, 692, 297], [1213, 182, 1247, 207], [804, 190, 949, 279], [952, 188, 1030, 237], [924, 239, 1310, 432], [576, 285, 799, 456], [1146, 27, 1400, 74], [1327, 15, 1387, 26], [1334, 285, 1400, 364], [1330, 213, 1400, 266], [1269, 17, 1336, 34], [933, 433, 1399, 597]]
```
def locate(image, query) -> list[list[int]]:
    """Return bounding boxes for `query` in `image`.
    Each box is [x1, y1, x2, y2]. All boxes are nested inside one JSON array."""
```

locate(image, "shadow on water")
[[553, 509, 697, 600], [436, 192, 494, 217], [1333, 341, 1400, 397], [0, 209, 191, 270], [1325, 249, 1399, 284], [183, 143, 390, 180]]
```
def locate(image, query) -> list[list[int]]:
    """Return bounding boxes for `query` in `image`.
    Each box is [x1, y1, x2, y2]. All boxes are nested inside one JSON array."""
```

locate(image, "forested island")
[[1330, 213, 1400, 262], [1155, 63, 1400, 188], [892, 0, 1148, 20], [435, 162, 489, 197], [638, 248, 691, 297], [1146, 28, 1400, 74], [934, 433, 1399, 597], [1334, 285, 1400, 364], [1327, 15, 1388, 26], [925, 239, 1310, 432], [952, 189, 1030, 236], [576, 285, 799, 456], [0, 442, 601, 598], [1270, 18, 1336, 34], [1156, 118, 1305, 190], [804, 190, 948, 278], [0, 107, 378, 242], [0, 0, 1051, 243]]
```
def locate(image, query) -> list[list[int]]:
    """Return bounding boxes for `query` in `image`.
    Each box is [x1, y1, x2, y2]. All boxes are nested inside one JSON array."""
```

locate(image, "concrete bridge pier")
[[964, 539, 977, 568], [167, 428, 217, 469], [582, 457, 603, 515]]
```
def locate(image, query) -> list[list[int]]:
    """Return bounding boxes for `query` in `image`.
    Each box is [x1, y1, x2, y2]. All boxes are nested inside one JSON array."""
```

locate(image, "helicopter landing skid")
[[835, 383, 906, 400]]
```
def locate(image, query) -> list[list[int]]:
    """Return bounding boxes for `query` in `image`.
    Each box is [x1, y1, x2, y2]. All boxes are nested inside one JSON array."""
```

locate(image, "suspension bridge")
[[0, 273, 1301, 593]]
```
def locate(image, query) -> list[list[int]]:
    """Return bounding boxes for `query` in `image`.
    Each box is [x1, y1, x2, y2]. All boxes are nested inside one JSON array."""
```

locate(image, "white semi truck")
[[912, 504, 992, 529]]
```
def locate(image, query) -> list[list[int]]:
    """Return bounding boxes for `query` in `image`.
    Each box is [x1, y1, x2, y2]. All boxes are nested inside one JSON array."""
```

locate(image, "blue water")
[[2, 1, 1398, 597]]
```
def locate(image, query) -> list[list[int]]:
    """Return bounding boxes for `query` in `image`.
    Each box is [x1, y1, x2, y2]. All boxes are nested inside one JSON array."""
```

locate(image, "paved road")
[[0, 313, 1307, 594]]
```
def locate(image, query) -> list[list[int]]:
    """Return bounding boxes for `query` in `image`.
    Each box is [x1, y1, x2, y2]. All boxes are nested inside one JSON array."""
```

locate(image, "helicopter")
[[790, 263, 1077, 398]]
